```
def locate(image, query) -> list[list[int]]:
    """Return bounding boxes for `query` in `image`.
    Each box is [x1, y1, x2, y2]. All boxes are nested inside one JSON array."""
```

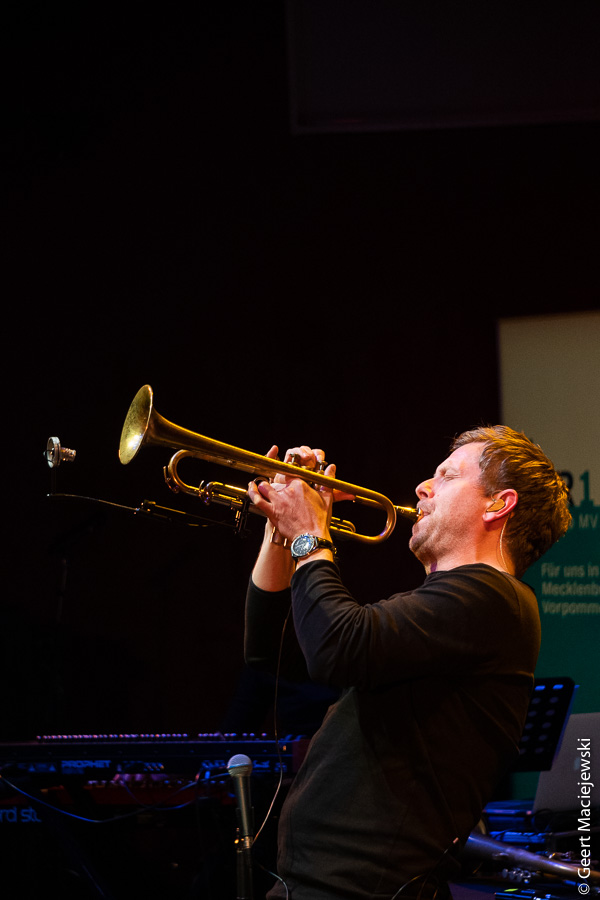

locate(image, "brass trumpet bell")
[[119, 385, 420, 543]]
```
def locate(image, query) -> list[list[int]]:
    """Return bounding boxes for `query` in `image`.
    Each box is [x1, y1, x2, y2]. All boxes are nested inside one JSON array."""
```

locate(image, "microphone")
[[228, 754, 254, 899], [227, 753, 254, 850]]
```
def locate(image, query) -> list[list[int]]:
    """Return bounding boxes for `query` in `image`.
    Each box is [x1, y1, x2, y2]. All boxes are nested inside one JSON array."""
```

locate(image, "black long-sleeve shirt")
[[245, 560, 540, 900]]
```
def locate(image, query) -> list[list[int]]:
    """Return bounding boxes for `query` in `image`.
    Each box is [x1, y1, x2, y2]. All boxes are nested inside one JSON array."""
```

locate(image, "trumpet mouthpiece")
[[395, 506, 422, 524]]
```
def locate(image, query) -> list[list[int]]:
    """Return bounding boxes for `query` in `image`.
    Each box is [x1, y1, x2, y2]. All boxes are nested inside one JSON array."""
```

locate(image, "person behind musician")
[[244, 426, 571, 900]]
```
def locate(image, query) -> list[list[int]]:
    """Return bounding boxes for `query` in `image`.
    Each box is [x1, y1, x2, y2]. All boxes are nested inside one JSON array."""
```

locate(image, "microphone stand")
[[235, 833, 254, 900], [227, 754, 255, 900]]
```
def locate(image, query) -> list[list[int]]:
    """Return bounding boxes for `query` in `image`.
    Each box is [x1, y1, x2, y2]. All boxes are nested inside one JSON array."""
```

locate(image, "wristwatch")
[[290, 534, 335, 560]]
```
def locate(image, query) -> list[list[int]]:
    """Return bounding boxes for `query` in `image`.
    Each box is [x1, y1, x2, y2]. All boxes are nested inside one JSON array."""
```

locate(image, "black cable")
[[0, 769, 223, 825]]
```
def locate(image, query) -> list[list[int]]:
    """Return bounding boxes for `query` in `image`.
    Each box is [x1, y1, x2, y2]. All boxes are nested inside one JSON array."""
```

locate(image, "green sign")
[[524, 471, 600, 713]]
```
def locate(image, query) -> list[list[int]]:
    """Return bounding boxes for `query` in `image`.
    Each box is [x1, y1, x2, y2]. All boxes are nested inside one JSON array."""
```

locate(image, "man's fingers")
[[248, 480, 270, 506], [284, 446, 326, 471], [249, 478, 287, 505]]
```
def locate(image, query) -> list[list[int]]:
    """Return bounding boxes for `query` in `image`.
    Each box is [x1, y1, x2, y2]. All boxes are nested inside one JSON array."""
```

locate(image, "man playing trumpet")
[[245, 426, 571, 900]]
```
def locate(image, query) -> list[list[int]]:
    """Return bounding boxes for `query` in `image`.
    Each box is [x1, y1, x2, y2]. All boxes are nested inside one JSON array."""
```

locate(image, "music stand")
[[511, 676, 577, 772]]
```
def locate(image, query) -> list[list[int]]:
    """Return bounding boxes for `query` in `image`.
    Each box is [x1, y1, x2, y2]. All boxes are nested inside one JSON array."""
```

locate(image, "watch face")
[[292, 534, 315, 558]]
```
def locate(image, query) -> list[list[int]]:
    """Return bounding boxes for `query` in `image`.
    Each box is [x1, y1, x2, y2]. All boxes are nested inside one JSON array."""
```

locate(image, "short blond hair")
[[451, 425, 571, 577]]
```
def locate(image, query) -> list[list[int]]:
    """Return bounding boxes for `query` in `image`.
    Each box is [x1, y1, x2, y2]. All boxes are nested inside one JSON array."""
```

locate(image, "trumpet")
[[464, 831, 600, 887], [119, 385, 421, 544]]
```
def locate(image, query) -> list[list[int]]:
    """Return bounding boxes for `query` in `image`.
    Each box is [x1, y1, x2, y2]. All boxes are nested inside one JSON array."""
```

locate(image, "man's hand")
[[248, 444, 335, 543]]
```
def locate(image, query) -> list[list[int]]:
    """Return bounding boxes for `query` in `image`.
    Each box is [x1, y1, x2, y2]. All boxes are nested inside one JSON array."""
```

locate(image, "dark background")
[[3, 1, 599, 740]]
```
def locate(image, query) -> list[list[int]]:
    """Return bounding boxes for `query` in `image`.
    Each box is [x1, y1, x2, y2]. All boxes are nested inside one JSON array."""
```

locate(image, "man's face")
[[409, 442, 490, 572]]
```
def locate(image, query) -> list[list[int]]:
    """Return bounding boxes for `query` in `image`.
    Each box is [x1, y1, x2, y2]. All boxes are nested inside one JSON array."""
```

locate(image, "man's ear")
[[484, 489, 518, 520]]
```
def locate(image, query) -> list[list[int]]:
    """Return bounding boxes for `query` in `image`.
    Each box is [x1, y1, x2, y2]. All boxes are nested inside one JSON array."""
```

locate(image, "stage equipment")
[[228, 754, 255, 899], [464, 831, 600, 887], [1, 735, 290, 899], [0, 734, 308, 778], [118, 385, 421, 544], [512, 677, 576, 772], [45, 437, 76, 468]]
